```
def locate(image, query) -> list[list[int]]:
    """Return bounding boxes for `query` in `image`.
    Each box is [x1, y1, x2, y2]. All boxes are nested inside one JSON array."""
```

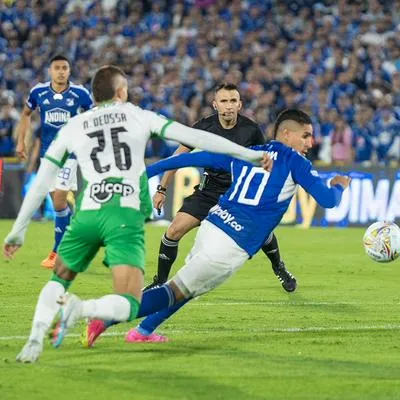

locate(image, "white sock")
[[81, 295, 131, 321], [28, 281, 65, 343]]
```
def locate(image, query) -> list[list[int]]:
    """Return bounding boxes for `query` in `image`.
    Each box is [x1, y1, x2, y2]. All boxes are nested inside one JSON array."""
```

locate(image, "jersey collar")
[[96, 100, 122, 108], [49, 81, 70, 95]]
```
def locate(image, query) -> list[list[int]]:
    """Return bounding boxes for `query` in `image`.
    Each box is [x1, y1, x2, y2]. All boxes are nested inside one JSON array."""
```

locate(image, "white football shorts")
[[48, 158, 78, 192], [173, 220, 249, 298]]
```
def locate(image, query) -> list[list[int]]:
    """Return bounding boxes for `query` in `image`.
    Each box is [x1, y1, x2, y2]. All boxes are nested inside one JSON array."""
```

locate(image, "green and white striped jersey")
[[45, 101, 169, 215]]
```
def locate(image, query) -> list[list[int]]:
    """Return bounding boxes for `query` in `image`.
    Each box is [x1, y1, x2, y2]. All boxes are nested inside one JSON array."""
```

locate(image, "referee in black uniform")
[[148, 83, 296, 292]]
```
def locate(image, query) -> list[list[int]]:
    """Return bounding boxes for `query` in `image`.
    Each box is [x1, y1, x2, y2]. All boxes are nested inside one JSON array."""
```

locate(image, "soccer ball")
[[363, 221, 400, 263]]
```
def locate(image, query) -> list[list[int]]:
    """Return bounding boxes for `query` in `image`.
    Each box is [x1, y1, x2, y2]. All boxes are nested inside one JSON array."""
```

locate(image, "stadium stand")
[[0, 0, 399, 165]]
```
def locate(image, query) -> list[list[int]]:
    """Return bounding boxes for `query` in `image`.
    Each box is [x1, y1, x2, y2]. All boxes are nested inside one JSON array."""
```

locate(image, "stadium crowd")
[[0, 0, 400, 165]]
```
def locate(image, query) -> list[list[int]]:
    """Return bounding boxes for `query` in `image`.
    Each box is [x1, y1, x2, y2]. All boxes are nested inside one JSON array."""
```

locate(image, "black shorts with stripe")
[[178, 186, 225, 221]]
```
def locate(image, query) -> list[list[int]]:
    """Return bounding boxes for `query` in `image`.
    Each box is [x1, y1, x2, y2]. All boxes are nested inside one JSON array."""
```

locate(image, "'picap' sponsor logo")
[[209, 204, 244, 231], [44, 108, 71, 127], [90, 180, 134, 204]]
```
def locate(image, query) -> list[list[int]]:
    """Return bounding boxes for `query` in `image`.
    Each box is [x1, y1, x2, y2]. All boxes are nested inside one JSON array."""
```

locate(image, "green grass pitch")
[[1, 220, 400, 400]]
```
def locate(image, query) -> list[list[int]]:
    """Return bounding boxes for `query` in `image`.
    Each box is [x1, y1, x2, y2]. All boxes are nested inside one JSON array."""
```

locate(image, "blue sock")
[[137, 298, 191, 335], [136, 284, 176, 318], [53, 206, 71, 252]]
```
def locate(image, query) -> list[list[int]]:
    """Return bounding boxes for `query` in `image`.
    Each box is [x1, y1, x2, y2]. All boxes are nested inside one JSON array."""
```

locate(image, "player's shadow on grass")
[[60, 343, 225, 358], [34, 362, 270, 400]]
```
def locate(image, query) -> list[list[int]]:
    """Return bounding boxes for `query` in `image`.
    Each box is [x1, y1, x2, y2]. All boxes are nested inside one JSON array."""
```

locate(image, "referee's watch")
[[156, 184, 167, 195]]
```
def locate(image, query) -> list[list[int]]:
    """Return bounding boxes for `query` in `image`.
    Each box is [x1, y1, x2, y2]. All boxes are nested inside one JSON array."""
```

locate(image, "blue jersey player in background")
[[16, 55, 93, 269], [78, 109, 351, 346]]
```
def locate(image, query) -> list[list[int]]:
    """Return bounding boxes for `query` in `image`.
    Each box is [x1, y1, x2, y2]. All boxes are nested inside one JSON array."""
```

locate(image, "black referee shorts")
[[178, 186, 224, 221]]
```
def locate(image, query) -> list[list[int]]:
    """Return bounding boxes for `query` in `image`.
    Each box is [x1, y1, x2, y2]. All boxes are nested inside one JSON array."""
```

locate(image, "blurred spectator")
[[317, 108, 337, 164], [352, 107, 375, 166], [373, 108, 400, 164], [0, 94, 19, 156], [331, 116, 353, 165], [392, 72, 400, 108]]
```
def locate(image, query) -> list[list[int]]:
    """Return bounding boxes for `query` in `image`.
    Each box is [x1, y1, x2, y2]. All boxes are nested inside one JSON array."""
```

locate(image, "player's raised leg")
[[52, 206, 146, 348], [127, 221, 250, 342], [53, 265, 143, 348], [85, 220, 250, 347], [83, 281, 179, 347]]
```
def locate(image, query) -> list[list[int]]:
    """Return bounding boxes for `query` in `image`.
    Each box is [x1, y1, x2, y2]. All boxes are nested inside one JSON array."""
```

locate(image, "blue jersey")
[[147, 141, 344, 256], [26, 81, 93, 157]]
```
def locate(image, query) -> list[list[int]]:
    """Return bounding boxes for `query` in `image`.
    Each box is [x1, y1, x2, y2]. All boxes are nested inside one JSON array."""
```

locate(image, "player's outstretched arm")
[[3, 158, 59, 258], [291, 155, 351, 209], [297, 168, 350, 208], [143, 110, 269, 165], [147, 149, 272, 179], [152, 118, 263, 165], [146, 151, 232, 179], [307, 177, 350, 208], [330, 175, 351, 190]]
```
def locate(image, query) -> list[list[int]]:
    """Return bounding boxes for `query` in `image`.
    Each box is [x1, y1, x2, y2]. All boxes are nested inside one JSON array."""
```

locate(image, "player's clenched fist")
[[331, 175, 351, 189], [3, 242, 21, 259], [261, 152, 273, 172], [153, 191, 166, 215]]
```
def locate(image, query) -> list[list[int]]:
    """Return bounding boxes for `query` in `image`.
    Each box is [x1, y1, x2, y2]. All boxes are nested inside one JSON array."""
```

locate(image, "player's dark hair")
[[273, 109, 312, 138], [215, 83, 239, 93], [91, 65, 127, 102], [49, 55, 70, 65]]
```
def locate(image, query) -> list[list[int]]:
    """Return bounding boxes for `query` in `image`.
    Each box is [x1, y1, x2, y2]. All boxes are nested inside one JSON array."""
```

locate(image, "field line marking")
[[2, 324, 400, 341], [3, 300, 399, 309]]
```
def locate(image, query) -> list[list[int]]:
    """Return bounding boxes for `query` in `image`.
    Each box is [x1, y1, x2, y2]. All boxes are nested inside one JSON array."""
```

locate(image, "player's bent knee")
[[53, 256, 76, 280], [50, 272, 72, 290], [52, 257, 76, 289], [167, 216, 198, 241], [166, 223, 186, 241], [168, 280, 189, 302], [52, 190, 68, 210]]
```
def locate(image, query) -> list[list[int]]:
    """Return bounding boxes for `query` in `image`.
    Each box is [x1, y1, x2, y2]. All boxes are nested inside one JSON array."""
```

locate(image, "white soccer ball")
[[363, 221, 400, 263]]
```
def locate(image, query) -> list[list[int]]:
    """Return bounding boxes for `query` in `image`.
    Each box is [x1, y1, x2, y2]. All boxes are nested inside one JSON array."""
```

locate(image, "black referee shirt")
[[189, 113, 265, 192]]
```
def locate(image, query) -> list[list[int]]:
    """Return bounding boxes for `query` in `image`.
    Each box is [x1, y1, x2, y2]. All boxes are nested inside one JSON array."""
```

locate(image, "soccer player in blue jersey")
[[59, 109, 350, 347], [16, 55, 93, 269]]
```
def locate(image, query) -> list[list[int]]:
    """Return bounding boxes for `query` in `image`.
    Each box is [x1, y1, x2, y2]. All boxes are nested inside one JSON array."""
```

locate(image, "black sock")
[[261, 233, 281, 267], [157, 234, 179, 283]]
